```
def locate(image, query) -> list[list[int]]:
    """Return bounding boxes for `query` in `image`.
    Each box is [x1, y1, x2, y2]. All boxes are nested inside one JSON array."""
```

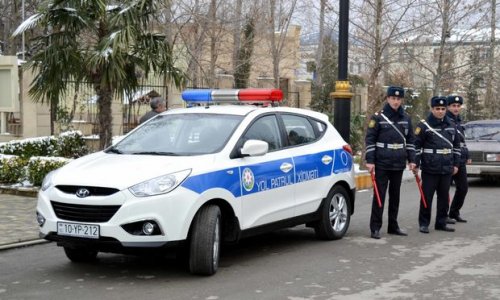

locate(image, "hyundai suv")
[[36, 89, 356, 275]]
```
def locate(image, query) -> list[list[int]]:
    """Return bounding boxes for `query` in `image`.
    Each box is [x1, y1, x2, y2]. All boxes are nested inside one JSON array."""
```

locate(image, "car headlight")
[[129, 169, 191, 197], [486, 153, 500, 162], [41, 170, 56, 191]]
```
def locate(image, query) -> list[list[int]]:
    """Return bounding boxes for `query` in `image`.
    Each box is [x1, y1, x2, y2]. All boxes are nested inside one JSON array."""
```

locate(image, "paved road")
[[0, 193, 38, 247], [0, 178, 499, 300]]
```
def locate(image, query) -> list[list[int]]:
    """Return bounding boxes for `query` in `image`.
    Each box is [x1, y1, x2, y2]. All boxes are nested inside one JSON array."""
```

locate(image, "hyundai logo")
[[76, 188, 90, 198]]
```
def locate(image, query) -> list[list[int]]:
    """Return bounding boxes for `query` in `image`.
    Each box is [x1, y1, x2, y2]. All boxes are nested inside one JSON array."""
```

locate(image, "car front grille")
[[51, 201, 121, 222], [469, 151, 484, 162], [55, 185, 120, 197]]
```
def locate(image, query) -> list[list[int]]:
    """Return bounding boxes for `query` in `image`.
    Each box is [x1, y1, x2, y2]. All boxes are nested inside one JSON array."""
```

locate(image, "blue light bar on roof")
[[181, 89, 283, 103], [181, 89, 212, 102]]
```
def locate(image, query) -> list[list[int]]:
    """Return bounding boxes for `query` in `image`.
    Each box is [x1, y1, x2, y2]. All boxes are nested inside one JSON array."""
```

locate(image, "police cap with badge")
[[387, 86, 405, 98], [447, 95, 463, 106], [431, 96, 447, 107]]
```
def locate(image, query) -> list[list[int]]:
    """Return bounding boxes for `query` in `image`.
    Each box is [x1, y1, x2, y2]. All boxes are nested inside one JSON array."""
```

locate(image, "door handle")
[[280, 162, 293, 173], [322, 155, 333, 165]]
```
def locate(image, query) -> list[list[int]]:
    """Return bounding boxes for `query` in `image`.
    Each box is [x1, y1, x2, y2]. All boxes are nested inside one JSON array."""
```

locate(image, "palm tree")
[[13, 0, 186, 149]]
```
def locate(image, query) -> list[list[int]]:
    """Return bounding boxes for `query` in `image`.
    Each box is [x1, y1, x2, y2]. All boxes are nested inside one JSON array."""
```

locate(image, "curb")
[[0, 186, 38, 197], [0, 239, 50, 251], [355, 172, 373, 190]]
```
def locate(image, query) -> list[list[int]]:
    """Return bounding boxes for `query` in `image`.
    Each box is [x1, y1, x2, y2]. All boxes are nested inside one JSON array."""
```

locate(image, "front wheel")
[[189, 205, 221, 276], [63, 247, 98, 263], [314, 185, 351, 240]]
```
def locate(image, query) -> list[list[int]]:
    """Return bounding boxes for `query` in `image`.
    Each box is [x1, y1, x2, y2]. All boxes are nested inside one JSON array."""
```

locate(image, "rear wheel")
[[189, 205, 221, 276], [314, 185, 351, 240], [63, 247, 98, 262]]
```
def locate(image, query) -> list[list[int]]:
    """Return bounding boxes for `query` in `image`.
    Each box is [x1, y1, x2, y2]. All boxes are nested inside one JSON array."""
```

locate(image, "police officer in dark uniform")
[[365, 86, 416, 239], [413, 96, 461, 233], [446, 95, 470, 223]]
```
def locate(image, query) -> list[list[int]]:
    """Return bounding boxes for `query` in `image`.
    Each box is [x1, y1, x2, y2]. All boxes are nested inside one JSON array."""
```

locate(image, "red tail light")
[[343, 144, 353, 155]]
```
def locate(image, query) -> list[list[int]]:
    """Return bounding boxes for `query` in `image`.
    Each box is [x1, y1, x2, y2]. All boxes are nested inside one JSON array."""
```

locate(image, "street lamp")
[[330, 0, 353, 143]]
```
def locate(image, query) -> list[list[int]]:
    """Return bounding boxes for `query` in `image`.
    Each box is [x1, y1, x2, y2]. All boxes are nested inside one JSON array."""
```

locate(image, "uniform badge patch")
[[415, 127, 421, 135], [368, 120, 376, 128]]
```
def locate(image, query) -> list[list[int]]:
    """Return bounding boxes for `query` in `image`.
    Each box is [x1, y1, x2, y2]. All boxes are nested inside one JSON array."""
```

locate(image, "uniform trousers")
[[449, 164, 468, 218], [419, 172, 452, 228], [370, 168, 403, 232]]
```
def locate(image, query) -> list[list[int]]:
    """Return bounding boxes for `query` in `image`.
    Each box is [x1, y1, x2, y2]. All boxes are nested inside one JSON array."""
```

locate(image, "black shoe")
[[451, 216, 467, 223], [371, 230, 381, 239], [419, 226, 429, 234], [435, 225, 455, 232], [388, 228, 408, 236], [446, 217, 456, 224]]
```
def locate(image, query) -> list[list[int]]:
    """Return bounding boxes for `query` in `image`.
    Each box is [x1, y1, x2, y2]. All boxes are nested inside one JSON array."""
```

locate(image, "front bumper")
[[36, 186, 200, 249], [466, 164, 500, 176], [42, 232, 182, 254]]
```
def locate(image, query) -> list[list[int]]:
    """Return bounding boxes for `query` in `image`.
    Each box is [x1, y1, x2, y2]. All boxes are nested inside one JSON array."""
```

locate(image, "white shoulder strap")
[[380, 113, 406, 147], [421, 120, 453, 148]]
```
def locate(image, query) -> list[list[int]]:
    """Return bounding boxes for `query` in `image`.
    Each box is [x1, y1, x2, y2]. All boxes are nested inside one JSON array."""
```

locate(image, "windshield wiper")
[[131, 151, 179, 156], [106, 147, 124, 154], [477, 130, 500, 140]]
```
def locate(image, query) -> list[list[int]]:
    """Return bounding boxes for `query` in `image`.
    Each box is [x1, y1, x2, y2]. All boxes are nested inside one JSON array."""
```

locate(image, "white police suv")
[[36, 89, 356, 275]]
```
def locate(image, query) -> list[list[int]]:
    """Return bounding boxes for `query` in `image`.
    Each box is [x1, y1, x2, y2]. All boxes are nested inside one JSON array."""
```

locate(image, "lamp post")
[[330, 0, 353, 143], [22, 0, 25, 60]]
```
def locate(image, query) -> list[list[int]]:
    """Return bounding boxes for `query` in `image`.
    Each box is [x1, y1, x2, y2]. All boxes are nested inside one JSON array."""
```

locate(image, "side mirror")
[[240, 139, 269, 157]]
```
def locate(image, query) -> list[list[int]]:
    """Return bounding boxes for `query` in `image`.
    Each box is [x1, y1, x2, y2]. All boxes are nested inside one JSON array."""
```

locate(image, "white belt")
[[376, 142, 404, 149], [423, 148, 452, 154]]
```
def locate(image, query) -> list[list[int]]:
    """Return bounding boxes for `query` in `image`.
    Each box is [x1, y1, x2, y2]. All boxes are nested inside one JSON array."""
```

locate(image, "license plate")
[[467, 165, 481, 175], [57, 222, 100, 239]]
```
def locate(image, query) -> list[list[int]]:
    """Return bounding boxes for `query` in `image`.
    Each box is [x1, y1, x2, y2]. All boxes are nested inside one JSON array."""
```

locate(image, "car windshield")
[[108, 113, 243, 155], [464, 124, 500, 141]]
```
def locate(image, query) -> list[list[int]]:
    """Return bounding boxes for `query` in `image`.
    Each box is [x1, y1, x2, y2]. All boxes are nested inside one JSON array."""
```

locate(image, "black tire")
[[314, 185, 351, 240], [63, 247, 98, 263], [189, 205, 221, 276]]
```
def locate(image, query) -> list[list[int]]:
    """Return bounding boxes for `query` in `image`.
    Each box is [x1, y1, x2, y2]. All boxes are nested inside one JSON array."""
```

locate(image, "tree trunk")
[[434, 0, 450, 96], [96, 85, 113, 149], [269, 0, 279, 88], [485, 0, 496, 118], [232, 0, 243, 79], [360, 0, 384, 169], [315, 0, 326, 87]]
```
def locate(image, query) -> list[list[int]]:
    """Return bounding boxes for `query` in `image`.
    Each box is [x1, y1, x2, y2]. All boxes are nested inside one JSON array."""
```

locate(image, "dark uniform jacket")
[[446, 111, 469, 166], [414, 113, 461, 174], [365, 103, 416, 170]]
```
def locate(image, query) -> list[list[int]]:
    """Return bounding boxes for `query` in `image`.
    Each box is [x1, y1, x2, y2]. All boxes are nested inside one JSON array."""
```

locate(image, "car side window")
[[311, 119, 327, 136], [282, 114, 316, 146], [242, 115, 283, 151]]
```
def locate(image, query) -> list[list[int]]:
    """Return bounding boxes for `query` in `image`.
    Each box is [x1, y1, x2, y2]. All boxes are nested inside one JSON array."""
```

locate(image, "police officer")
[[365, 86, 416, 239], [447, 95, 470, 223], [414, 96, 461, 233]]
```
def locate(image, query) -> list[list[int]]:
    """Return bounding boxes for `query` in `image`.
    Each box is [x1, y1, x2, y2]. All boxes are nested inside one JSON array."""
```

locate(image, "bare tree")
[[351, 0, 418, 114], [170, 0, 241, 88], [350, 0, 419, 166], [397, 0, 490, 96], [265, 0, 297, 88]]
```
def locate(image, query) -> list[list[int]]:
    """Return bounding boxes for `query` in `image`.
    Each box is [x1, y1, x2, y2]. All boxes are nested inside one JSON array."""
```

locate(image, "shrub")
[[55, 131, 89, 158], [0, 137, 57, 158], [27, 157, 70, 186], [0, 131, 88, 159], [0, 156, 29, 184]]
